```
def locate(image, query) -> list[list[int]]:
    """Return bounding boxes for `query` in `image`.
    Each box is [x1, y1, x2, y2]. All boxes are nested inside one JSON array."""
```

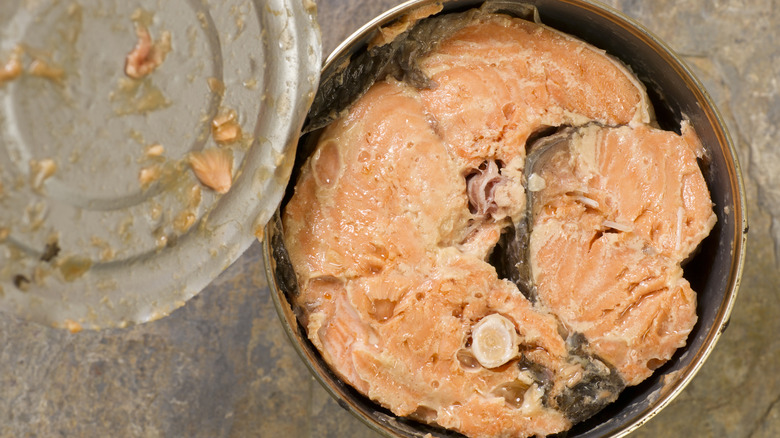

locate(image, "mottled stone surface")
[[1, 1, 778, 437]]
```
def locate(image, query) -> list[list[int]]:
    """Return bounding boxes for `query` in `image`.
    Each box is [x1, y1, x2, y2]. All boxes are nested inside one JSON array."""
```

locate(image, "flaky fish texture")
[[283, 11, 714, 438]]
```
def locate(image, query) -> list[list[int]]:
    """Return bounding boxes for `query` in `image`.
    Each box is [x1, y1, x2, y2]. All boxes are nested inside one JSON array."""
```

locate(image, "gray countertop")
[[1, 1, 778, 437]]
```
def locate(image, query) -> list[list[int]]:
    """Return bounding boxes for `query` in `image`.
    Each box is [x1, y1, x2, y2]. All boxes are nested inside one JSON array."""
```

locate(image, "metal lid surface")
[[0, 0, 321, 330]]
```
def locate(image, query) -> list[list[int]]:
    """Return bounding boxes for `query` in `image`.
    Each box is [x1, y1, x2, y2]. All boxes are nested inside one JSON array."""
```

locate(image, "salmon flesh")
[[282, 10, 715, 438]]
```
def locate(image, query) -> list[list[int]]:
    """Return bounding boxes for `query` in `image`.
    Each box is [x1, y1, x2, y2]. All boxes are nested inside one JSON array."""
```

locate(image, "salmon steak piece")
[[525, 124, 715, 386], [282, 10, 715, 438]]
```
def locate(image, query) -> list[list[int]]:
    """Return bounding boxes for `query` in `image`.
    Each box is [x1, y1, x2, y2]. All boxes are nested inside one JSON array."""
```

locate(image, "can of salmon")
[[264, 1, 747, 437]]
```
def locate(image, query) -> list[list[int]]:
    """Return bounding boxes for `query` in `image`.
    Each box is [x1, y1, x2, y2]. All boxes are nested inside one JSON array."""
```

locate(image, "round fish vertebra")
[[471, 313, 520, 369]]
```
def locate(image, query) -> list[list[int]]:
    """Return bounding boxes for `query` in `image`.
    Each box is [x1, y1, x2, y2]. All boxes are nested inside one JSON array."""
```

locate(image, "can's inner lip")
[[264, 1, 747, 437]]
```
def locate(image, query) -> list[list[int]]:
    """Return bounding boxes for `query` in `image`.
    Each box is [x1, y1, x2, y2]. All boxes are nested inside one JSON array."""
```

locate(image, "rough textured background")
[[1, 0, 778, 437]]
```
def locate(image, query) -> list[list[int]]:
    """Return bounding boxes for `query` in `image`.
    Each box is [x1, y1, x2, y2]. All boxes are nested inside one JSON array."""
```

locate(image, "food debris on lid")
[[124, 23, 172, 79], [211, 109, 243, 145], [0, 46, 23, 84], [143, 143, 165, 158], [28, 58, 65, 84], [29, 158, 57, 191], [189, 148, 233, 194], [138, 164, 163, 190]]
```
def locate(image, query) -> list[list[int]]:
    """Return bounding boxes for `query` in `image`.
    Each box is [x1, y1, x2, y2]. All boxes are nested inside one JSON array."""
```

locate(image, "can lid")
[[0, 0, 321, 330]]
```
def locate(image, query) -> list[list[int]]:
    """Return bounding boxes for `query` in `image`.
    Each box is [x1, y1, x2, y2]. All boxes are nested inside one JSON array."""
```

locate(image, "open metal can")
[[264, 1, 748, 436]]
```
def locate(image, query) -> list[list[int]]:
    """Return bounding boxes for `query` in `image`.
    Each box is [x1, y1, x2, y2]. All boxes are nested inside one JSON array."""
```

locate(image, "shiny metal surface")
[[265, 0, 747, 437], [0, 0, 321, 329]]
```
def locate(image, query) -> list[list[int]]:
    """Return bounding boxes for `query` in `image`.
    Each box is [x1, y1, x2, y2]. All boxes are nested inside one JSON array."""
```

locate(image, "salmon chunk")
[[282, 10, 714, 438], [418, 14, 651, 170], [528, 124, 715, 385]]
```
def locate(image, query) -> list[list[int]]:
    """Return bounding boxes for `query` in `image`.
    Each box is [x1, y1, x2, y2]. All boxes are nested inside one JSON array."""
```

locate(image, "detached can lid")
[[0, 0, 321, 330]]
